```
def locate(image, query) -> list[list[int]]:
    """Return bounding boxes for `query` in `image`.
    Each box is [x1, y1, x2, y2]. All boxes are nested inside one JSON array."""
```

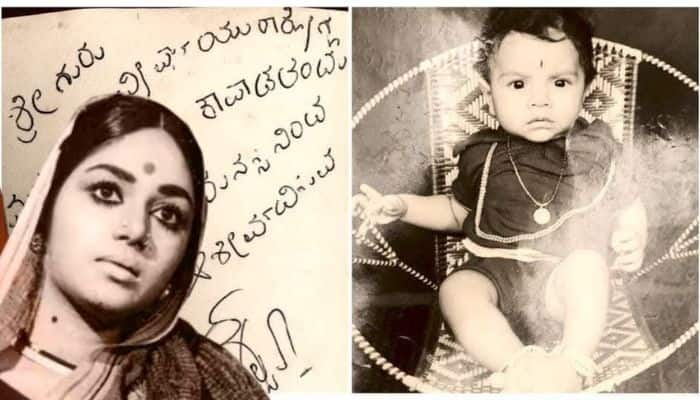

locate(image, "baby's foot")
[[547, 346, 599, 392], [497, 346, 550, 392], [538, 353, 584, 392], [497, 346, 587, 392]]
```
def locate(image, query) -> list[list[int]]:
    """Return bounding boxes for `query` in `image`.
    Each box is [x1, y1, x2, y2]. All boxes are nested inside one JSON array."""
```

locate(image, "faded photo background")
[[352, 8, 697, 392]]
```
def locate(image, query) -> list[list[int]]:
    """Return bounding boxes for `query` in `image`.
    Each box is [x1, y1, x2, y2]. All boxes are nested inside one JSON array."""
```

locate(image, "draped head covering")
[[0, 191, 7, 252], [0, 95, 267, 399]]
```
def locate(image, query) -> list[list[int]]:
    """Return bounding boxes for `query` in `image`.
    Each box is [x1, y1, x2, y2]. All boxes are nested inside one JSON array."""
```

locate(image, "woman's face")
[[44, 127, 195, 324]]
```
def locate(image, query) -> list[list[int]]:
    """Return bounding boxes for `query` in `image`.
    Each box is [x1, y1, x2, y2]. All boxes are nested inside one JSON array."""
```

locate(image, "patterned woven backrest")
[[425, 38, 642, 279]]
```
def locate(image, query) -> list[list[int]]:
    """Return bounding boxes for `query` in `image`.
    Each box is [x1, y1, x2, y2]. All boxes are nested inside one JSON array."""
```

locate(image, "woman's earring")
[[160, 285, 171, 300], [30, 233, 45, 255]]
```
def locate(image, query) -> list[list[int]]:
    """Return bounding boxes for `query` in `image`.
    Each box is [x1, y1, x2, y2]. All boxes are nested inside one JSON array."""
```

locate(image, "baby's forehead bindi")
[[489, 31, 582, 76]]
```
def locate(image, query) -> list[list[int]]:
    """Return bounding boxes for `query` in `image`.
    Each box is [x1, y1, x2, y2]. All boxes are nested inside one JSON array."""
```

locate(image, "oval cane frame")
[[352, 38, 699, 393]]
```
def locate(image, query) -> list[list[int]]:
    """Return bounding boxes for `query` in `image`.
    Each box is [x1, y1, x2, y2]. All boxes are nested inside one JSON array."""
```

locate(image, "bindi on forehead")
[[493, 33, 582, 75], [143, 162, 156, 175]]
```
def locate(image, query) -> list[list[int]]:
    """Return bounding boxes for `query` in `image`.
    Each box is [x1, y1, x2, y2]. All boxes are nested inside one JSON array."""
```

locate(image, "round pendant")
[[533, 207, 551, 225]]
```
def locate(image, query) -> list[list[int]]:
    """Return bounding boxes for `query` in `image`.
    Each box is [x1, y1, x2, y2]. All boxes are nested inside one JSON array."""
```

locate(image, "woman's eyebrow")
[[159, 184, 193, 206], [86, 163, 135, 183], [86, 163, 193, 205]]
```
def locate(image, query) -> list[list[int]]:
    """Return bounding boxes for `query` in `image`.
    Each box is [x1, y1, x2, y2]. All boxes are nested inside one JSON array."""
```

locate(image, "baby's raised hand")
[[611, 198, 648, 272], [352, 184, 407, 236]]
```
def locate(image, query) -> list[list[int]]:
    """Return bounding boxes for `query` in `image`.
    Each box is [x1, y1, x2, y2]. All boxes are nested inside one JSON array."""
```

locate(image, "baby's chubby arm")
[[611, 197, 648, 272], [353, 184, 468, 235]]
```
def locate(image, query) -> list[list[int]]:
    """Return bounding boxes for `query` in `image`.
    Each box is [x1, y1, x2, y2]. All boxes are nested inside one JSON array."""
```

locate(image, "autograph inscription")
[[205, 288, 311, 393]]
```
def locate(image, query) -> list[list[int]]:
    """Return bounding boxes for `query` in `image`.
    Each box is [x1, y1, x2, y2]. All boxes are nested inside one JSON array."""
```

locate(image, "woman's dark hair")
[[474, 8, 595, 86], [38, 94, 205, 303]]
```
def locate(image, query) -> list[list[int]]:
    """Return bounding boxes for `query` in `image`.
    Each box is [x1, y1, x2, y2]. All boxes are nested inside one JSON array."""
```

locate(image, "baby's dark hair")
[[474, 8, 595, 86]]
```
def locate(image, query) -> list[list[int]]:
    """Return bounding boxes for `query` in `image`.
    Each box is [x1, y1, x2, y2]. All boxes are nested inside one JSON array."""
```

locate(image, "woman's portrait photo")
[[1, 6, 349, 398], [0, 94, 268, 399]]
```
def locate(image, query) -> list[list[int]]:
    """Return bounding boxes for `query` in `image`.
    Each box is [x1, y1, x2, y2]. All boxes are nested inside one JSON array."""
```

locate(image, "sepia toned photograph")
[[352, 7, 697, 393], [0, 7, 349, 398]]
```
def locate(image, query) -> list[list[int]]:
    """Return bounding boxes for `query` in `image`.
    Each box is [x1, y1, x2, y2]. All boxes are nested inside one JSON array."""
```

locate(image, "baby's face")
[[483, 30, 587, 142]]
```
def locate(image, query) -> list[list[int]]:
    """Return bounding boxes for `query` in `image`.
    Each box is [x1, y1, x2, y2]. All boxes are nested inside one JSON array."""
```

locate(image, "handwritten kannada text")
[[203, 95, 327, 203], [195, 51, 345, 120], [200, 146, 336, 269]]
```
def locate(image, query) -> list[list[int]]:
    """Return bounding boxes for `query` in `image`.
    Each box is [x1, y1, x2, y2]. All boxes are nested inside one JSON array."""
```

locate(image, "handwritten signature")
[[205, 288, 311, 393]]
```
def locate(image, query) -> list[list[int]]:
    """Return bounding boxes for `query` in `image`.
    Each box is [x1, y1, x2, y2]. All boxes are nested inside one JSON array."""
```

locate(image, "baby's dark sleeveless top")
[[451, 118, 633, 257]]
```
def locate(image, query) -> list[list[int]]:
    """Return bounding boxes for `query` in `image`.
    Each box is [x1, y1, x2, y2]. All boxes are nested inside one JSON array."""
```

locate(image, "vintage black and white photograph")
[[352, 8, 697, 393], [0, 7, 349, 398]]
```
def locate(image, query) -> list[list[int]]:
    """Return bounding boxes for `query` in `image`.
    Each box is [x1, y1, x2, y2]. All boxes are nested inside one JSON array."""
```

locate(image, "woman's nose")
[[114, 209, 150, 249]]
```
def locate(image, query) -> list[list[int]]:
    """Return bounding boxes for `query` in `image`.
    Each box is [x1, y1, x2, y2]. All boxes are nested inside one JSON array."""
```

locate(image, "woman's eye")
[[89, 181, 122, 205], [554, 79, 570, 88], [153, 205, 184, 230], [509, 80, 525, 89]]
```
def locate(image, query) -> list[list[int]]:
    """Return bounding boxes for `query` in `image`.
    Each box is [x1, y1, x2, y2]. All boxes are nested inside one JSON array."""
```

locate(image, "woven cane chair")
[[352, 38, 699, 393]]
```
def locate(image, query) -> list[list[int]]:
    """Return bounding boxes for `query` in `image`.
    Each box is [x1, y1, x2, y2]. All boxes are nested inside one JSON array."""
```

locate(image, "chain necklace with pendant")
[[506, 136, 568, 225]]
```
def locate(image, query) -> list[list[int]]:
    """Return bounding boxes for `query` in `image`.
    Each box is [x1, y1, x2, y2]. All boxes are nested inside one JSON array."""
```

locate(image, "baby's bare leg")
[[546, 249, 609, 358], [439, 269, 523, 372], [545, 250, 610, 372]]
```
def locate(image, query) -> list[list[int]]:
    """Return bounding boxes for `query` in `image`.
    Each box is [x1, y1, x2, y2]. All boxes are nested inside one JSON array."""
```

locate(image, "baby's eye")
[[554, 79, 571, 88], [509, 80, 525, 89], [88, 181, 122, 205], [153, 205, 185, 231]]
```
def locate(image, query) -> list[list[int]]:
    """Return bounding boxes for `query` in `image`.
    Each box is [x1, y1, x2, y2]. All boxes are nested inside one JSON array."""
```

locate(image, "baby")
[[355, 9, 647, 392]]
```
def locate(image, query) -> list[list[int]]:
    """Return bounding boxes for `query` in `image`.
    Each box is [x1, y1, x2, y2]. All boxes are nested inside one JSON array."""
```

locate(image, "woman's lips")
[[97, 257, 140, 278]]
